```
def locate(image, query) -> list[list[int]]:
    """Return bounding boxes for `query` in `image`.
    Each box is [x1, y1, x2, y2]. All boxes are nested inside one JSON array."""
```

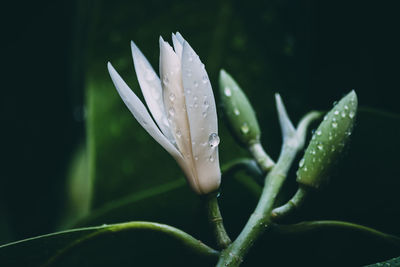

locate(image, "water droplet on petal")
[[334, 110, 339, 115], [349, 111, 355, 118], [168, 107, 175, 117], [224, 87, 232, 97], [234, 108, 240, 115], [316, 130, 322, 136], [208, 133, 220, 148], [204, 100, 210, 109], [202, 75, 208, 84], [202, 111, 207, 118], [169, 93, 175, 102], [344, 105, 349, 110], [209, 155, 215, 162], [341, 111, 346, 118], [194, 81, 199, 88], [188, 56, 193, 62], [163, 76, 169, 85], [194, 156, 199, 161], [333, 101, 338, 106], [332, 122, 338, 128], [176, 130, 182, 138]]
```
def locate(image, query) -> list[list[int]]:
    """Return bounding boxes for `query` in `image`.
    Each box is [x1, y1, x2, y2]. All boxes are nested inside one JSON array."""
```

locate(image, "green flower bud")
[[296, 90, 358, 189], [219, 69, 261, 146]]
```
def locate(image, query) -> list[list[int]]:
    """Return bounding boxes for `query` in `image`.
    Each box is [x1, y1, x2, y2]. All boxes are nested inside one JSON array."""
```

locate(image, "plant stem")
[[249, 142, 275, 171], [271, 186, 309, 220], [273, 220, 400, 246], [206, 193, 232, 249], [41, 221, 219, 266], [216, 144, 298, 266]]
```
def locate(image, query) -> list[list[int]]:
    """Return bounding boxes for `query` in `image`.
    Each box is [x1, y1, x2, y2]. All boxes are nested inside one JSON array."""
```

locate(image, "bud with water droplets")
[[219, 69, 261, 146], [296, 90, 358, 189]]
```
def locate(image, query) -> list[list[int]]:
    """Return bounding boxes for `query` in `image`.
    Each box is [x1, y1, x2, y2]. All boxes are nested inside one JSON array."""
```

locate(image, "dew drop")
[[202, 111, 207, 118], [176, 130, 182, 138], [224, 87, 232, 97], [241, 123, 249, 134], [303, 167, 308, 172], [323, 115, 328, 121], [332, 101, 338, 106], [204, 100, 210, 109], [311, 149, 316, 155], [202, 75, 208, 84], [334, 110, 339, 115], [209, 155, 215, 162], [317, 143, 323, 150], [169, 93, 175, 102], [341, 111, 346, 118], [349, 111, 355, 118], [163, 76, 169, 85], [187, 89, 191, 95], [344, 105, 349, 110], [194, 81, 199, 88], [168, 107, 175, 117], [332, 122, 338, 128], [194, 156, 199, 161], [331, 146, 336, 152], [188, 56, 193, 62], [233, 108, 240, 115], [193, 96, 198, 101], [316, 130, 322, 136], [299, 158, 305, 168], [194, 102, 199, 108], [208, 133, 220, 148]]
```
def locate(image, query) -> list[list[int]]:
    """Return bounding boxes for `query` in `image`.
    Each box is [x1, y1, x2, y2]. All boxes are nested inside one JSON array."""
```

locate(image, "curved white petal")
[[108, 62, 181, 160], [130, 41, 175, 143], [181, 41, 221, 193], [172, 33, 183, 60], [159, 38, 200, 193]]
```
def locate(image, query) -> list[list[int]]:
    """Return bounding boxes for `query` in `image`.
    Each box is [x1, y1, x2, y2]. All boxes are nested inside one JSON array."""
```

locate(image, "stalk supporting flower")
[[108, 32, 221, 195], [217, 96, 322, 267]]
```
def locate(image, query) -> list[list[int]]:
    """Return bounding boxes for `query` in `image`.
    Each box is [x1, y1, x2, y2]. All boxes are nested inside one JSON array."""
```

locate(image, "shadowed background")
[[1, 0, 399, 266]]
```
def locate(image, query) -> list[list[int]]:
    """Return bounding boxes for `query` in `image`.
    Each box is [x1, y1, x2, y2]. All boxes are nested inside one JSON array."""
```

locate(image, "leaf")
[[0, 222, 217, 267]]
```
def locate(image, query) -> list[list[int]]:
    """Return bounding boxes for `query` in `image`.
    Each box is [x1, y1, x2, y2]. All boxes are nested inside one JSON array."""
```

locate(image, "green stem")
[[42, 221, 219, 267], [216, 143, 299, 266], [205, 193, 232, 249], [271, 186, 309, 220], [273, 220, 400, 246], [249, 142, 275, 171]]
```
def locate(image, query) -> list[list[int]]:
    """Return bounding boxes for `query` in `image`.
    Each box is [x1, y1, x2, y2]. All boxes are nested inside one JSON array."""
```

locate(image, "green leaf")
[[0, 222, 218, 267]]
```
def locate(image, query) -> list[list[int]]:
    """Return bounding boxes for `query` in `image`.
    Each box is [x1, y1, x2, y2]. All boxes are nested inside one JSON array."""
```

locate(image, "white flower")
[[107, 32, 221, 195]]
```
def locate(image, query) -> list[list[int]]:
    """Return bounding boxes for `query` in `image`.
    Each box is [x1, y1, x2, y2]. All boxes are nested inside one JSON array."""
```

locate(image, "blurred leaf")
[[0, 223, 217, 267], [58, 145, 91, 229]]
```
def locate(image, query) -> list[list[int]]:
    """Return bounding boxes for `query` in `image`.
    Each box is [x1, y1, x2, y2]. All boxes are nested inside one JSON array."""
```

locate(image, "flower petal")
[[172, 33, 183, 59], [108, 62, 181, 160], [159, 38, 200, 193], [181, 41, 221, 193], [130, 41, 175, 143]]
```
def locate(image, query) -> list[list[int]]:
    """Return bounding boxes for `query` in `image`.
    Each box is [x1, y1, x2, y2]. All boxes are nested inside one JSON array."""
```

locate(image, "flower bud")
[[219, 69, 261, 146], [296, 90, 358, 189]]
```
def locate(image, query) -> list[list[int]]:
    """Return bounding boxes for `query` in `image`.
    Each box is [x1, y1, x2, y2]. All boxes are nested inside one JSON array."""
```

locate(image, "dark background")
[[1, 0, 399, 266]]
